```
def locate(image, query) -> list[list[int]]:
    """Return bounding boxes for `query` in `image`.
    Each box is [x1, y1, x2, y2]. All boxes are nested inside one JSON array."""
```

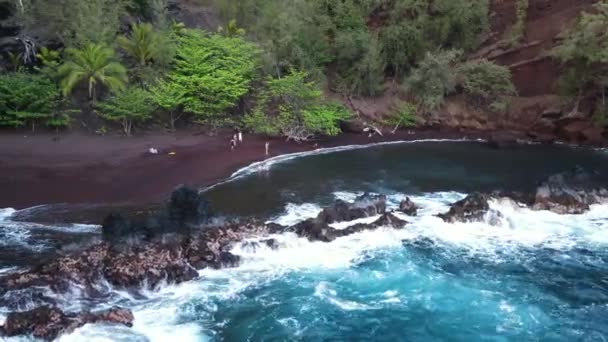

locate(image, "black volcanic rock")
[[0, 306, 133, 341], [399, 197, 419, 216], [532, 167, 608, 214], [101, 185, 212, 241], [317, 193, 386, 224], [438, 193, 490, 223], [293, 212, 407, 242]]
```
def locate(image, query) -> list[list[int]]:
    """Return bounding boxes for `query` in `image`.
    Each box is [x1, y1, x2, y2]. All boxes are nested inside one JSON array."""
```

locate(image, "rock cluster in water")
[[0, 306, 133, 341], [1, 168, 605, 340], [0, 187, 407, 340], [438, 167, 608, 223]]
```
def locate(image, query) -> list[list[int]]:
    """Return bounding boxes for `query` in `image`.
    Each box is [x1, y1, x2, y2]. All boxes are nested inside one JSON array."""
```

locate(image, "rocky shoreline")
[[1, 168, 607, 340]]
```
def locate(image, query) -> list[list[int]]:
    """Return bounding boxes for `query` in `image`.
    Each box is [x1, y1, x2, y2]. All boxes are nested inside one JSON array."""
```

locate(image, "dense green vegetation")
[[0, 72, 63, 130], [244, 71, 351, 141], [552, 0, 608, 123], [0, 0, 518, 137]]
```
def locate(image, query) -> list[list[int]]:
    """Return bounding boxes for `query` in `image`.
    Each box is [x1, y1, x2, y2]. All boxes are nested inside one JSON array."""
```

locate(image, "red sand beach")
[[0, 128, 488, 209]]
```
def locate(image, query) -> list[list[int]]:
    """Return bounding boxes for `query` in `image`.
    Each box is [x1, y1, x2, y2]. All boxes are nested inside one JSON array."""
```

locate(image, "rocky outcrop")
[[317, 193, 386, 224], [438, 168, 608, 222], [438, 193, 491, 223], [533, 166, 608, 214], [399, 197, 419, 216], [0, 306, 133, 341], [102, 185, 212, 241], [293, 212, 407, 242]]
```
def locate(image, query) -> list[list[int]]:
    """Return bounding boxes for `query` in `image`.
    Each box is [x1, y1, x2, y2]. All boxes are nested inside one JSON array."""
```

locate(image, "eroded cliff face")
[[428, 0, 607, 145]]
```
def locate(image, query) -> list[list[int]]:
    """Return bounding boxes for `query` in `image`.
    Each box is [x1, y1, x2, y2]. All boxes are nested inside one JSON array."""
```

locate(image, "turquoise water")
[[2, 142, 608, 341]]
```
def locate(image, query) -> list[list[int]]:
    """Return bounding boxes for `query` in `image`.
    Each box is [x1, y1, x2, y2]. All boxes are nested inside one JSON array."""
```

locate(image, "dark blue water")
[[2, 141, 608, 341]]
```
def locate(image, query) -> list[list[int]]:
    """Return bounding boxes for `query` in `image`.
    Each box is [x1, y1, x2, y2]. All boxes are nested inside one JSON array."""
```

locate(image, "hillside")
[[0, 0, 606, 145]]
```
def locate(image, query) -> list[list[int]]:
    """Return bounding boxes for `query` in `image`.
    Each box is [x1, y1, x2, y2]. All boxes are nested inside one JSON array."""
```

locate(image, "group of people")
[[229, 131, 243, 150], [230, 131, 270, 156]]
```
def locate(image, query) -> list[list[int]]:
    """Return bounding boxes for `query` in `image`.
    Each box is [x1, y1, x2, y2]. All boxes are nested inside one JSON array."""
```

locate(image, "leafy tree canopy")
[[95, 86, 156, 135], [244, 70, 351, 141], [166, 29, 259, 123], [0, 72, 62, 130]]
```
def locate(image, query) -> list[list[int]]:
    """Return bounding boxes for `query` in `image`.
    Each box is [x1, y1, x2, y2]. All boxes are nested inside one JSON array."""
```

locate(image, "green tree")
[[150, 80, 186, 130], [405, 50, 461, 111], [16, 0, 128, 47], [35, 47, 62, 80], [244, 70, 351, 141], [166, 29, 259, 124], [118, 23, 162, 67], [552, 1, 608, 116], [457, 59, 517, 112], [0, 72, 62, 131], [95, 86, 156, 135], [58, 43, 128, 101], [117, 22, 175, 82]]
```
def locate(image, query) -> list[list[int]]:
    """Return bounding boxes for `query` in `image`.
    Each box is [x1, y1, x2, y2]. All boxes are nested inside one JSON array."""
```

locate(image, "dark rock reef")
[[0, 306, 133, 341], [0, 187, 408, 340], [438, 168, 608, 223]]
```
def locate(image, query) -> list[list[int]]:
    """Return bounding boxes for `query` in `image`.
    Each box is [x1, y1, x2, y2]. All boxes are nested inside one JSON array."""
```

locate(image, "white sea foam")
[[0, 208, 15, 221], [10, 189, 608, 341], [267, 202, 322, 226], [314, 281, 373, 311], [0, 208, 99, 252]]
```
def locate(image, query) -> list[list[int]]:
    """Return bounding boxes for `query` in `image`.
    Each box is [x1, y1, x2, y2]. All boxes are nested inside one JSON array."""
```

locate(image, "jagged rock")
[[292, 219, 334, 242], [167, 185, 211, 227], [533, 167, 608, 214], [101, 185, 211, 241], [0, 306, 133, 341], [399, 197, 419, 216], [293, 212, 407, 242], [438, 193, 490, 223], [317, 193, 386, 224], [103, 244, 198, 288]]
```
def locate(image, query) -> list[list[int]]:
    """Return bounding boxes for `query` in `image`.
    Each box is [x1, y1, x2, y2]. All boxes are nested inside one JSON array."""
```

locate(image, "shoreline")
[[0, 127, 599, 211]]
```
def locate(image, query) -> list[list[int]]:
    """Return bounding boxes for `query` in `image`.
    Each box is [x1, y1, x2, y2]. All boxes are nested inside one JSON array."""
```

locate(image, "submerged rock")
[[532, 167, 608, 214], [399, 197, 419, 216], [0, 306, 133, 341]]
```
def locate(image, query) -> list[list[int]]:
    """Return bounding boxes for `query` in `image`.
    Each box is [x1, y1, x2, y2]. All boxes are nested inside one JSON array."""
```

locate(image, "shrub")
[[95, 87, 156, 135], [404, 50, 461, 111], [244, 70, 351, 141], [551, 1, 608, 103], [457, 59, 517, 112], [385, 101, 418, 133], [0, 73, 62, 131], [509, 0, 528, 46]]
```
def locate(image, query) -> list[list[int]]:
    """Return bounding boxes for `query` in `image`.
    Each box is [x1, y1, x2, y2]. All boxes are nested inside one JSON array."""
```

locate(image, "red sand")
[[0, 129, 486, 209]]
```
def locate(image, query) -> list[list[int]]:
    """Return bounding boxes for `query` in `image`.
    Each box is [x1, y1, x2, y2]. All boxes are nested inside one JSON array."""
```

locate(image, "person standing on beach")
[[265, 141, 270, 156], [238, 131, 243, 144], [230, 138, 236, 151]]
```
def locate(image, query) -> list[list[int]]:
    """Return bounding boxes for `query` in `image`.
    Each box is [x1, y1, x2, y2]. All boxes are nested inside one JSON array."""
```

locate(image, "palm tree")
[[58, 43, 127, 101], [117, 23, 160, 67]]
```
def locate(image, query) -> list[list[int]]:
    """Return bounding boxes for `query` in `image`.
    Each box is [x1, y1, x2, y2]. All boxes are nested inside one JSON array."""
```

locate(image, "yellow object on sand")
[[168, 152, 176, 155]]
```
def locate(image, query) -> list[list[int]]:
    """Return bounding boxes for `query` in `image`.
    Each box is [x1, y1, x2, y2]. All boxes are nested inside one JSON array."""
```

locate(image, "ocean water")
[[1, 141, 608, 341]]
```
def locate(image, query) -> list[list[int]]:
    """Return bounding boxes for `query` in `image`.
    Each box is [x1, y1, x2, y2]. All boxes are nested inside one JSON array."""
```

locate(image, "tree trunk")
[[123, 118, 132, 136]]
